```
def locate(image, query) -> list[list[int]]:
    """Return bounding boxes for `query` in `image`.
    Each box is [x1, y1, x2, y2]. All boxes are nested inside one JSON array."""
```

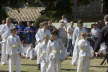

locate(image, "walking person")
[[77, 32, 94, 72], [0, 18, 15, 65], [6, 28, 22, 72], [95, 15, 108, 72]]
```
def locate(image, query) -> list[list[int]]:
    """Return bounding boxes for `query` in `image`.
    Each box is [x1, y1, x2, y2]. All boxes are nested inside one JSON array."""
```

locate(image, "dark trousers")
[[67, 39, 73, 56]]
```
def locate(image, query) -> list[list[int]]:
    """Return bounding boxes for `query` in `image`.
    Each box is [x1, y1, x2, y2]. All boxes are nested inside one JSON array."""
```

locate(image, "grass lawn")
[[0, 57, 108, 72]]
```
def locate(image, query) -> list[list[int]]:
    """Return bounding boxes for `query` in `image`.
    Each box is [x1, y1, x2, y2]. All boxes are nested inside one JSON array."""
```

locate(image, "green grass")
[[0, 57, 108, 72]]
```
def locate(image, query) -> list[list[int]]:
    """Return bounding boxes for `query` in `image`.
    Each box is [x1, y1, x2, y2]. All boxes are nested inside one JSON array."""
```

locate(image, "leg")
[[1, 42, 7, 64], [9, 56, 14, 72], [77, 56, 84, 72], [41, 61, 46, 72], [15, 55, 21, 72], [83, 57, 90, 72]]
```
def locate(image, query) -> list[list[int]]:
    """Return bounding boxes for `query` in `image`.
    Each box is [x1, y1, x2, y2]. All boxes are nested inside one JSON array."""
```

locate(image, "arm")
[[94, 29, 105, 52]]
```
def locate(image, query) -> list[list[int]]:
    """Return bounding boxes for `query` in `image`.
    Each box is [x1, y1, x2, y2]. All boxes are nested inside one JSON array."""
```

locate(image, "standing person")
[[94, 15, 108, 72], [39, 33, 50, 72], [72, 20, 87, 65], [91, 24, 101, 49], [0, 18, 15, 65], [24, 22, 34, 44], [46, 30, 63, 72], [6, 28, 22, 72], [67, 22, 74, 56], [58, 23, 67, 59], [16, 21, 25, 42], [77, 32, 93, 72], [35, 21, 51, 69], [24, 22, 35, 58]]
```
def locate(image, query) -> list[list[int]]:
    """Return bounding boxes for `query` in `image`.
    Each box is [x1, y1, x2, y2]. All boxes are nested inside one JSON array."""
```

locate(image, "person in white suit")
[[0, 18, 15, 65], [77, 32, 94, 72], [6, 28, 22, 72], [39, 34, 49, 72], [47, 30, 63, 72], [72, 20, 87, 65], [35, 21, 51, 69]]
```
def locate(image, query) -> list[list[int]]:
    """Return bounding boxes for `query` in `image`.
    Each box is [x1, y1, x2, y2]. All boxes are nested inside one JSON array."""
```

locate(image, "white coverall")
[[0, 24, 15, 64], [6, 35, 22, 72], [47, 39, 63, 72], [77, 39, 93, 72], [35, 28, 51, 64], [72, 27, 87, 65]]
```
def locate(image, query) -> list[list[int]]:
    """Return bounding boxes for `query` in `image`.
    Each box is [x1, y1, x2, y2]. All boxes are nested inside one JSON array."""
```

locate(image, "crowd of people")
[[0, 15, 108, 72]]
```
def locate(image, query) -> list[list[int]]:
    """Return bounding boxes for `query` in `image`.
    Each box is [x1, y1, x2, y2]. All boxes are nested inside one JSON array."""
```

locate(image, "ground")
[[0, 57, 108, 72]]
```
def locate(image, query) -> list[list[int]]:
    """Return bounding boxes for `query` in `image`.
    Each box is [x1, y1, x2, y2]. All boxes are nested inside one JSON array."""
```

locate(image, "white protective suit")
[[46, 39, 64, 72], [77, 39, 93, 72], [39, 40, 48, 72], [35, 28, 51, 64], [6, 35, 22, 72], [0, 24, 15, 64], [72, 27, 87, 65]]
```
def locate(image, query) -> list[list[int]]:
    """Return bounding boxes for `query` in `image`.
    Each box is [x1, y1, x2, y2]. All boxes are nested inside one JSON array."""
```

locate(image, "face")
[[81, 33, 87, 39], [48, 20, 52, 25], [2, 20, 5, 24], [12, 29, 17, 35], [44, 24, 48, 29], [6, 19, 11, 24]]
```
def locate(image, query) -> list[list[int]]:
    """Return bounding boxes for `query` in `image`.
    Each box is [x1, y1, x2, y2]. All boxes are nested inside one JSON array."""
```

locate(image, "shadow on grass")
[[0, 70, 27, 72], [22, 64, 37, 66], [91, 65, 108, 68], [61, 68, 77, 71]]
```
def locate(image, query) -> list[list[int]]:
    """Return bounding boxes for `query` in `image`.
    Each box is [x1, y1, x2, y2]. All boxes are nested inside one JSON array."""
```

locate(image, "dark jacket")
[[95, 25, 108, 52]]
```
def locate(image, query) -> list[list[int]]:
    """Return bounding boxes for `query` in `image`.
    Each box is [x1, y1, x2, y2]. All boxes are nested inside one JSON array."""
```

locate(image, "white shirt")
[[6, 35, 22, 55], [35, 28, 51, 42], [0, 23, 15, 40], [67, 26, 73, 39], [72, 27, 87, 45], [78, 39, 93, 57]]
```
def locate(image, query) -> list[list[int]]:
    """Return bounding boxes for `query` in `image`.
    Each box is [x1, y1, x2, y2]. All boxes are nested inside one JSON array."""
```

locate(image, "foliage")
[[0, 6, 8, 22]]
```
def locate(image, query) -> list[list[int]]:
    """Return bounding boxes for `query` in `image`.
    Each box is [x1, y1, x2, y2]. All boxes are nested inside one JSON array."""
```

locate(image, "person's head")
[[62, 15, 65, 19], [70, 21, 74, 27], [6, 17, 12, 24], [43, 21, 48, 29], [104, 15, 108, 25], [104, 15, 108, 22], [48, 20, 52, 26], [27, 21, 32, 27], [80, 32, 87, 39], [11, 28, 17, 35], [2, 20, 5, 24], [77, 20, 83, 28], [92, 24, 97, 28], [97, 20, 105, 28], [50, 30, 58, 40]]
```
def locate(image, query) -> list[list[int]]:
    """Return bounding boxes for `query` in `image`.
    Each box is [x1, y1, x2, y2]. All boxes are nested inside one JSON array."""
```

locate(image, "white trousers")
[[72, 42, 79, 65], [77, 56, 90, 72], [41, 61, 47, 72], [47, 60, 60, 72], [8, 54, 21, 72], [1, 42, 7, 64]]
